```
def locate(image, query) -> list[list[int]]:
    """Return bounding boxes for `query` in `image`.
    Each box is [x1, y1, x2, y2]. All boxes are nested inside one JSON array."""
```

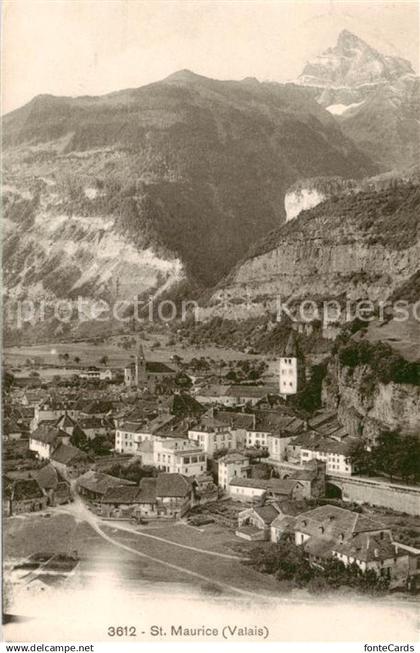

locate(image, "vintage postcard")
[[2, 0, 419, 648]]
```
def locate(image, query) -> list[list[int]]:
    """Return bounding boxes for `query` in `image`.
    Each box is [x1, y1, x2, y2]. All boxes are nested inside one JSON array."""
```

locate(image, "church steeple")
[[135, 340, 147, 387]]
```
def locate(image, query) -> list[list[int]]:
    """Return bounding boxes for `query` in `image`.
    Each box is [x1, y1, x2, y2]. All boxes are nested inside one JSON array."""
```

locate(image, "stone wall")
[[327, 474, 420, 516]]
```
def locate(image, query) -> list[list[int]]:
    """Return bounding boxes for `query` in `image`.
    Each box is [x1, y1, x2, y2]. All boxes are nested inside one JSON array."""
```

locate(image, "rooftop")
[[295, 505, 386, 540], [30, 423, 68, 445], [77, 470, 135, 495], [51, 444, 90, 466], [156, 473, 191, 498]]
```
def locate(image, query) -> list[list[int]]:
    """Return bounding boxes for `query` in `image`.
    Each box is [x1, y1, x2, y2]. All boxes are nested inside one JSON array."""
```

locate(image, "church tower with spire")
[[279, 331, 304, 397]]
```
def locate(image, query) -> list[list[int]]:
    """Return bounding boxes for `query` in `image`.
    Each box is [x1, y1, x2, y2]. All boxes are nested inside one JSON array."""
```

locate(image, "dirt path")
[[59, 499, 275, 599], [98, 520, 247, 561], [58, 499, 246, 560]]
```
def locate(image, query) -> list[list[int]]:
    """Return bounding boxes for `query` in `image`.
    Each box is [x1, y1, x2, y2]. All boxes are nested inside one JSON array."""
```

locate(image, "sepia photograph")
[[1, 0, 419, 647]]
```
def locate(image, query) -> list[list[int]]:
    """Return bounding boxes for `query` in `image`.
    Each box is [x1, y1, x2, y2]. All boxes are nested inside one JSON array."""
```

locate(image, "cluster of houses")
[[3, 336, 418, 589], [77, 469, 201, 520], [236, 503, 415, 589]]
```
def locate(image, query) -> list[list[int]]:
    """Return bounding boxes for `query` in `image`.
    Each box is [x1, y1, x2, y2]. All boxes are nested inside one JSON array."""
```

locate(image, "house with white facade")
[[228, 477, 305, 503], [79, 367, 115, 381], [29, 424, 70, 459], [299, 436, 357, 475], [218, 452, 250, 490], [291, 505, 413, 588], [115, 420, 152, 454], [188, 413, 238, 456], [153, 438, 206, 476]]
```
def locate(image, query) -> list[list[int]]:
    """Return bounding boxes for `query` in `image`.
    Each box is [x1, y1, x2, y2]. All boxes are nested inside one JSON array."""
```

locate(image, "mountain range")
[[297, 30, 420, 170], [2, 30, 419, 330]]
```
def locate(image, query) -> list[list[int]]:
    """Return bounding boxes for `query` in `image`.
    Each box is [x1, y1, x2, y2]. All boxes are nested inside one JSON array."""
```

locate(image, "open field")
[[4, 503, 419, 643], [3, 503, 280, 602], [4, 334, 267, 368], [4, 332, 279, 382]]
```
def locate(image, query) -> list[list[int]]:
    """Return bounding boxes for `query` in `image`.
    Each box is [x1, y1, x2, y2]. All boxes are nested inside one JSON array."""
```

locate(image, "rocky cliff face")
[[296, 30, 420, 170], [2, 71, 375, 310], [201, 183, 420, 320], [3, 182, 184, 305], [322, 356, 420, 442]]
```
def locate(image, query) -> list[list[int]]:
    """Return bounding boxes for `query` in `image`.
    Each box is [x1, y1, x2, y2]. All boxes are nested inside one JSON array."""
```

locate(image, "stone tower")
[[279, 331, 304, 397]]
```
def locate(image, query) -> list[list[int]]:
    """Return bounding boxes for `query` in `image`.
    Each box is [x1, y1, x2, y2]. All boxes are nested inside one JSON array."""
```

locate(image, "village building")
[[195, 385, 231, 405], [101, 473, 193, 520], [76, 399, 114, 419], [195, 384, 277, 408], [75, 416, 113, 440], [192, 473, 219, 505], [79, 367, 115, 381], [277, 459, 326, 499], [290, 432, 357, 475], [31, 397, 71, 431], [115, 419, 153, 454], [270, 512, 299, 543], [292, 505, 413, 588], [35, 464, 72, 506], [29, 424, 71, 459], [50, 444, 91, 479], [228, 477, 305, 503], [188, 413, 239, 456], [3, 477, 48, 516], [154, 473, 193, 518], [77, 470, 136, 507], [236, 504, 282, 541], [124, 343, 176, 392], [211, 410, 255, 442], [153, 437, 207, 476]]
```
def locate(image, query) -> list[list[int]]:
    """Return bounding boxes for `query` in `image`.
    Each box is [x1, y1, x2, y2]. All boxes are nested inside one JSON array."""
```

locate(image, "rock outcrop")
[[201, 183, 420, 320], [322, 355, 420, 443]]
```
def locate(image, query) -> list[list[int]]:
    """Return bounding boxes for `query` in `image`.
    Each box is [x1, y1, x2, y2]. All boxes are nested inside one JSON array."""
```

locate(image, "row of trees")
[[350, 431, 420, 483]]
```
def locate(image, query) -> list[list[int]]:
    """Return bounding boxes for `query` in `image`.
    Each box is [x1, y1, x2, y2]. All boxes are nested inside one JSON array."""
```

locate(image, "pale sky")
[[2, 0, 419, 114]]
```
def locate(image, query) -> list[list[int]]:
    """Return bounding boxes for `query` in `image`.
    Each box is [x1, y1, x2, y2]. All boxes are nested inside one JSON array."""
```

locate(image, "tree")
[[99, 355, 109, 366], [398, 434, 420, 483], [89, 434, 112, 456], [373, 431, 404, 482], [74, 356, 81, 364], [348, 440, 375, 476], [70, 426, 89, 452], [3, 370, 15, 391]]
